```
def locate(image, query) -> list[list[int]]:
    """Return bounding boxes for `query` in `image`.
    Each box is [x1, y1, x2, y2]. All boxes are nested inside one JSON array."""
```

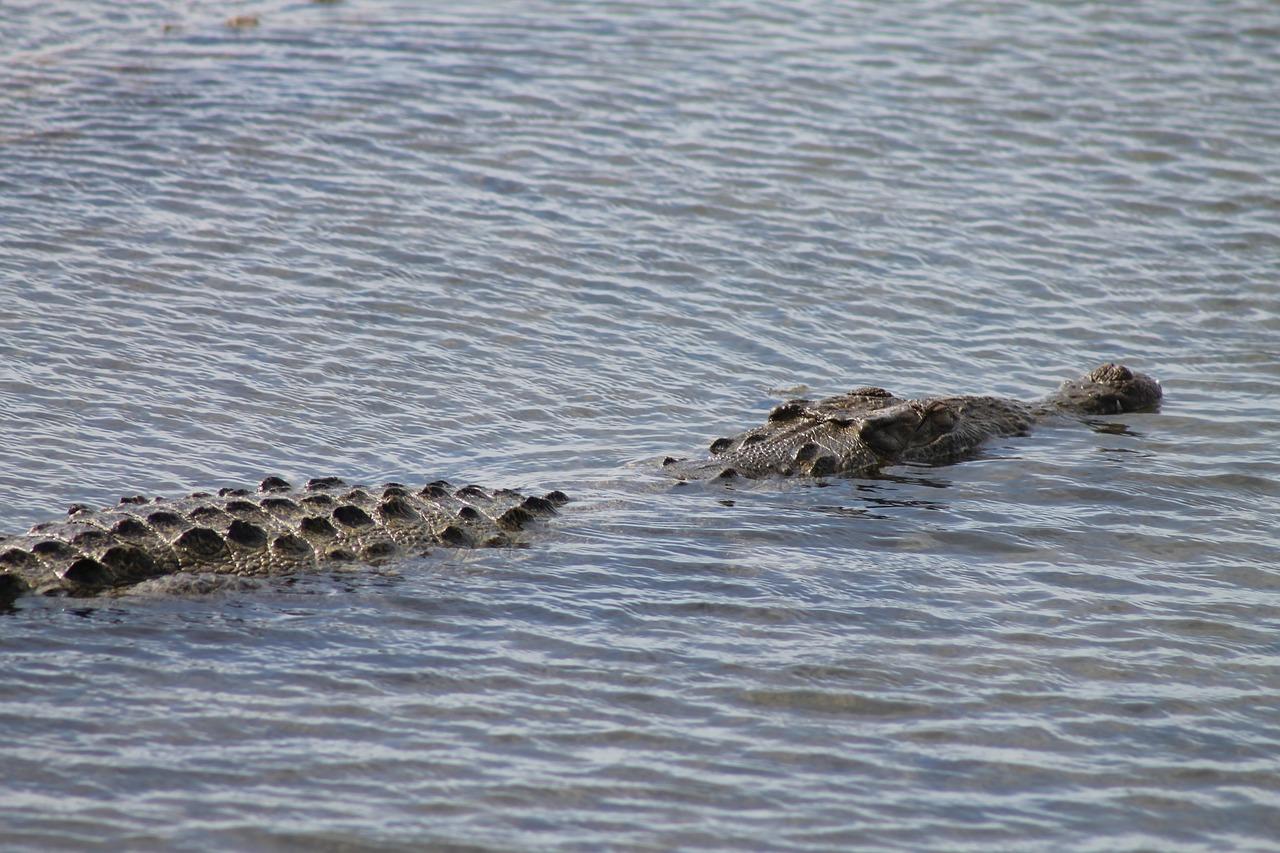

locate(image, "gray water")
[[2, 1, 1279, 849]]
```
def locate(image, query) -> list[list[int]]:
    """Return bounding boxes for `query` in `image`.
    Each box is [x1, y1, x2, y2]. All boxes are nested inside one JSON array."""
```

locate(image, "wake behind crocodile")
[[0, 364, 1161, 605]]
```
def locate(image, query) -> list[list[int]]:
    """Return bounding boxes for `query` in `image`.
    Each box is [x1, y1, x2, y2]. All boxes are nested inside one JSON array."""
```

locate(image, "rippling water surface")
[[2, 1, 1279, 849]]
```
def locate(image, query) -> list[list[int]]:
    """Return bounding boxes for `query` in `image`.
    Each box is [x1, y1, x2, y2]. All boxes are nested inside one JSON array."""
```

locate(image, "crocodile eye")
[[917, 402, 957, 438], [859, 415, 915, 455]]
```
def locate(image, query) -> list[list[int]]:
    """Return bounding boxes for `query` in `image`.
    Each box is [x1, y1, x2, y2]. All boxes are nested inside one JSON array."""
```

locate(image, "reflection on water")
[[2, 0, 1279, 850]]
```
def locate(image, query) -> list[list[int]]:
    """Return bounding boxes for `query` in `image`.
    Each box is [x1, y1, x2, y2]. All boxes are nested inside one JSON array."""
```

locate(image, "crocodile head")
[[1052, 363, 1162, 415]]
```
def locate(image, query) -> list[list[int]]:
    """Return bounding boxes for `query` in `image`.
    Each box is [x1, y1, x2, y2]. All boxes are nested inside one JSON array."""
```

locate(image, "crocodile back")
[[0, 476, 566, 599]]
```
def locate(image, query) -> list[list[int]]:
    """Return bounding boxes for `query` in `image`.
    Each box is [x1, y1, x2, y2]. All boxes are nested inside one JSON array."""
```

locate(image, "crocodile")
[[0, 364, 1160, 604], [0, 477, 567, 601], [662, 363, 1162, 479]]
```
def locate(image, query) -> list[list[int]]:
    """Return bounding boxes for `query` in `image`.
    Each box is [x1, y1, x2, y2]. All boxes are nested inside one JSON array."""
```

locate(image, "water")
[[2, 1, 1278, 849]]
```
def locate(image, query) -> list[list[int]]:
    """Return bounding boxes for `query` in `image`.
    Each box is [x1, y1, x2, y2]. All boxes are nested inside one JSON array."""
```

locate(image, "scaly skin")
[[0, 476, 567, 601], [0, 364, 1162, 603], [662, 391, 960, 479], [665, 363, 1161, 479]]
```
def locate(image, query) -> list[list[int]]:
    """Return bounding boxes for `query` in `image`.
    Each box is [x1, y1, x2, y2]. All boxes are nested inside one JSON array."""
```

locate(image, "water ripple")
[[2, 0, 1279, 850]]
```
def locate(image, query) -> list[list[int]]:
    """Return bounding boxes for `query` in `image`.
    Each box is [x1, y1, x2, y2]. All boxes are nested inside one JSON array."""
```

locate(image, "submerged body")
[[0, 364, 1160, 603], [664, 363, 1161, 480], [0, 476, 567, 601]]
